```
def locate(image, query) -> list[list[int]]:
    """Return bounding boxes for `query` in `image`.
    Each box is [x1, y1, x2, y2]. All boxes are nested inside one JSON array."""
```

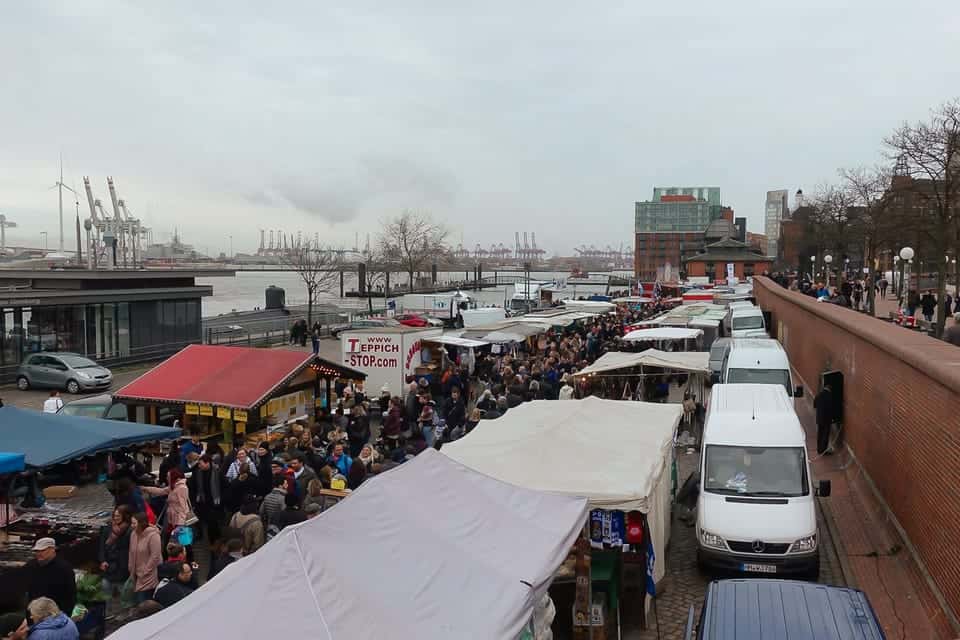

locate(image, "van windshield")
[[732, 316, 764, 330], [726, 368, 791, 394], [704, 445, 808, 497]]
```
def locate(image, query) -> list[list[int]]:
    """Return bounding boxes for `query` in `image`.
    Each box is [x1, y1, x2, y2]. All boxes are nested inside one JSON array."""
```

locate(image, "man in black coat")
[[23, 538, 76, 616], [444, 387, 466, 435], [154, 561, 195, 608]]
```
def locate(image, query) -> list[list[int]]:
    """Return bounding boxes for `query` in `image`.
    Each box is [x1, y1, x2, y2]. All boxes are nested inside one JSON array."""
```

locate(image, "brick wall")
[[754, 277, 960, 621]]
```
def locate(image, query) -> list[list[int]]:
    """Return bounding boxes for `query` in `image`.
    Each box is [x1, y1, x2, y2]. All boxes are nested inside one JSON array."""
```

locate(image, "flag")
[[653, 281, 662, 301], [645, 531, 657, 597]]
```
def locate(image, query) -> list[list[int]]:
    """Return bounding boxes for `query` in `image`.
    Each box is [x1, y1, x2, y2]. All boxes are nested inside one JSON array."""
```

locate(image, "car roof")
[[62, 393, 114, 406], [731, 306, 763, 316], [31, 352, 83, 358], [701, 579, 885, 640], [705, 384, 803, 446], [728, 338, 784, 351]]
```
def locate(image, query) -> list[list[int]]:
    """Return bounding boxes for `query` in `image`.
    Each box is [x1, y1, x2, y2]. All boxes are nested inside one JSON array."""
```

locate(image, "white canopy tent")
[[109, 449, 588, 640], [442, 397, 681, 587], [573, 349, 710, 377], [424, 334, 489, 348], [622, 327, 703, 342]]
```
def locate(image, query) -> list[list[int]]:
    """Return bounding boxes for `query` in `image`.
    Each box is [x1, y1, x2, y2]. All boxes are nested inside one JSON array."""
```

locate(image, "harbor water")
[[198, 270, 633, 317]]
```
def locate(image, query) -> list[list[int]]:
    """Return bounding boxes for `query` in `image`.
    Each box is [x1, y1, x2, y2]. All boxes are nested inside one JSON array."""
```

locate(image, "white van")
[[696, 384, 830, 579], [728, 306, 767, 338], [722, 339, 803, 399], [722, 301, 754, 334]]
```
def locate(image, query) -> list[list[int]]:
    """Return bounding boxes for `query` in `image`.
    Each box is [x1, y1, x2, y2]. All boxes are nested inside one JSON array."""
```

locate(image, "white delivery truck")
[[399, 291, 476, 327], [340, 326, 442, 397], [460, 307, 506, 328], [696, 383, 831, 580]]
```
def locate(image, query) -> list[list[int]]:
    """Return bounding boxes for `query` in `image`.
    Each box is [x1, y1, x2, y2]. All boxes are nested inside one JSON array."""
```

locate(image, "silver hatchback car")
[[16, 352, 113, 394]]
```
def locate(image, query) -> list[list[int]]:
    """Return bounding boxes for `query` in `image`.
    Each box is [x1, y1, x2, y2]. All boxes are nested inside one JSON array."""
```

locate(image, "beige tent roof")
[[573, 349, 711, 376]]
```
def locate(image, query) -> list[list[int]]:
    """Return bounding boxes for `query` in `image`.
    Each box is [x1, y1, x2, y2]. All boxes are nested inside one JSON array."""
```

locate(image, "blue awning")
[[0, 452, 25, 474], [0, 406, 181, 469]]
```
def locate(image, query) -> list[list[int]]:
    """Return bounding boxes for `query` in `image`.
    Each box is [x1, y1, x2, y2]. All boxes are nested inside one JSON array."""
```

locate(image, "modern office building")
[[764, 189, 789, 258], [634, 187, 724, 281], [0, 269, 227, 382]]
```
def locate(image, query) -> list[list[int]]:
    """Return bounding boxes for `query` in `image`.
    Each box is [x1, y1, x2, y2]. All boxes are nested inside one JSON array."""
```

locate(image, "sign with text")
[[343, 334, 402, 369], [198, 405, 213, 417]]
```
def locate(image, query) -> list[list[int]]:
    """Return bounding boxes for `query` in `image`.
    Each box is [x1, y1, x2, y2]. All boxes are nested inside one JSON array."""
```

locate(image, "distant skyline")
[[2, 1, 959, 255]]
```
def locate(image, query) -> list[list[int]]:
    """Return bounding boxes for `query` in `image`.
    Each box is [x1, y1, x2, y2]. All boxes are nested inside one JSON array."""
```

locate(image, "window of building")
[[744, 263, 755, 277]]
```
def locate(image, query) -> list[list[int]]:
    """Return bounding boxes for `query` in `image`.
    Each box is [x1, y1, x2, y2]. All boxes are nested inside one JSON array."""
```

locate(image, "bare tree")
[[838, 166, 896, 315], [281, 239, 343, 326], [885, 98, 960, 337], [377, 211, 450, 290]]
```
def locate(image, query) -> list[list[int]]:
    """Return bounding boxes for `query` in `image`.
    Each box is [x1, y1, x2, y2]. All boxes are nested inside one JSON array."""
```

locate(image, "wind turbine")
[[50, 154, 77, 253]]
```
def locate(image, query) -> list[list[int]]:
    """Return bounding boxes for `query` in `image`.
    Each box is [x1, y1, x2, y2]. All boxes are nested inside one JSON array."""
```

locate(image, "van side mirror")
[[683, 604, 696, 640], [794, 385, 804, 398], [816, 480, 831, 497]]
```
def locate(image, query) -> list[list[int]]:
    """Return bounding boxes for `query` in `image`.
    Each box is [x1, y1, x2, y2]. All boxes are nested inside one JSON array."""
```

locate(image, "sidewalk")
[[793, 369, 956, 640]]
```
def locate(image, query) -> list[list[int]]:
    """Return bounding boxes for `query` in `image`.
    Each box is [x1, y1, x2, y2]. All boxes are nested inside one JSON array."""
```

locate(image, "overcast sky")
[[2, 1, 958, 256]]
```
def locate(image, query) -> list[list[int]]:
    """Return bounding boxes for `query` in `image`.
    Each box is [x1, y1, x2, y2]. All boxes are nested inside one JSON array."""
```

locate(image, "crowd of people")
[[771, 269, 960, 345], [2, 291, 704, 639]]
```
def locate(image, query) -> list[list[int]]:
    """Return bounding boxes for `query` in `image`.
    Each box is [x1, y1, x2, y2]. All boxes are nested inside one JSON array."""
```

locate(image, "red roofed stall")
[[114, 344, 365, 445]]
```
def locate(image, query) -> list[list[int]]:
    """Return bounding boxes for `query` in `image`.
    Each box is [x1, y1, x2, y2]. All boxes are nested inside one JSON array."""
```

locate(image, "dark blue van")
[[685, 579, 886, 639]]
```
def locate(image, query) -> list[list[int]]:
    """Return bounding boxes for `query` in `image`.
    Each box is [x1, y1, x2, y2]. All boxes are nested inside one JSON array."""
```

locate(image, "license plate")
[[741, 563, 777, 574]]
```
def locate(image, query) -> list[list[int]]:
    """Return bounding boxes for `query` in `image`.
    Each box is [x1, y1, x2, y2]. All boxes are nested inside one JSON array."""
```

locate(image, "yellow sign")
[[235, 421, 246, 435], [216, 407, 232, 420], [234, 409, 248, 423], [198, 405, 213, 417], [330, 477, 346, 490], [185, 404, 199, 415], [259, 405, 267, 418]]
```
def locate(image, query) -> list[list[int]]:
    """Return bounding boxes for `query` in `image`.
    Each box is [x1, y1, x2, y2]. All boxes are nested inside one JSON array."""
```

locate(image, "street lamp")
[[824, 254, 833, 287], [899, 247, 914, 299]]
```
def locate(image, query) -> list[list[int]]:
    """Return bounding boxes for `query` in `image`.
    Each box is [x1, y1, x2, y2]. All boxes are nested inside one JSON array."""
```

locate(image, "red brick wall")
[[754, 277, 960, 620]]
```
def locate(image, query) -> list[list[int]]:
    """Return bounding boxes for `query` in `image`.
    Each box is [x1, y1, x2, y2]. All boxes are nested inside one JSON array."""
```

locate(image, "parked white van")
[[722, 301, 754, 334], [696, 384, 830, 579], [729, 306, 768, 338], [722, 339, 803, 399]]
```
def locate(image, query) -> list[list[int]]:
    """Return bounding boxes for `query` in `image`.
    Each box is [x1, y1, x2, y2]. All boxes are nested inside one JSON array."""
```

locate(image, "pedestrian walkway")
[[793, 371, 956, 640]]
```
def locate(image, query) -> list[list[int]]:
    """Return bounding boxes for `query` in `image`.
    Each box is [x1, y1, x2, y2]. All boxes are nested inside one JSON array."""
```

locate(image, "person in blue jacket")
[[13, 597, 79, 640]]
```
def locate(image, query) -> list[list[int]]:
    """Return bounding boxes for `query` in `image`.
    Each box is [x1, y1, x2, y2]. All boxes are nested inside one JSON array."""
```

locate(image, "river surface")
[[198, 270, 633, 317]]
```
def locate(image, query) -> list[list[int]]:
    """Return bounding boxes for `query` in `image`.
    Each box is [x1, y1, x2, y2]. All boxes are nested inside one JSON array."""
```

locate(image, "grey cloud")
[[245, 157, 458, 223]]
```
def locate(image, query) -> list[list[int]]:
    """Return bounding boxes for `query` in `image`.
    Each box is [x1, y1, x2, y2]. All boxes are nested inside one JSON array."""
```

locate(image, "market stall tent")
[[108, 449, 588, 640], [0, 406, 180, 468], [573, 349, 711, 377], [442, 397, 681, 586], [623, 327, 703, 342]]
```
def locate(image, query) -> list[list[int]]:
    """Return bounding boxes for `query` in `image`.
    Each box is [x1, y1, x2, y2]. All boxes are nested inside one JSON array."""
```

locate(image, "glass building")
[[634, 187, 724, 280], [0, 270, 219, 382]]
